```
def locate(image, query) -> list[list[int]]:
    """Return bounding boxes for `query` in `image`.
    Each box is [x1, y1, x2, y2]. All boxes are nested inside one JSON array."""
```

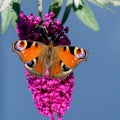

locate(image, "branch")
[[38, 0, 42, 17]]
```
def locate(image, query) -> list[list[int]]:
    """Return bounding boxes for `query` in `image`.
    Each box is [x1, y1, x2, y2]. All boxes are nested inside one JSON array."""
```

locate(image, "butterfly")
[[12, 40, 88, 79]]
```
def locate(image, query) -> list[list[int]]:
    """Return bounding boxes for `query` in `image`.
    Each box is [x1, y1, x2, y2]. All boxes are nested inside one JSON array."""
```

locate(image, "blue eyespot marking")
[[27, 61, 34, 68]]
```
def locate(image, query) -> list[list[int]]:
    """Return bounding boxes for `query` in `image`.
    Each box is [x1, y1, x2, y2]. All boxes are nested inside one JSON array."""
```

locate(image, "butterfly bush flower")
[[16, 11, 74, 120], [25, 70, 74, 120], [17, 11, 70, 46]]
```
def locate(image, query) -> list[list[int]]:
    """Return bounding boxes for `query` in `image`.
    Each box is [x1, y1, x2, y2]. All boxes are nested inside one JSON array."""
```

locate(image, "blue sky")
[[0, 1, 120, 120]]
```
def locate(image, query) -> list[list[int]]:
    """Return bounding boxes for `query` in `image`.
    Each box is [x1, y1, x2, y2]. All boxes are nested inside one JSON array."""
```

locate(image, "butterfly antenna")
[[35, 24, 49, 41], [41, 25, 49, 39], [52, 30, 63, 43]]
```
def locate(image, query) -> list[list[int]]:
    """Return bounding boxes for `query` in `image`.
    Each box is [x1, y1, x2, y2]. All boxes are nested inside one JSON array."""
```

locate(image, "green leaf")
[[74, 0, 84, 8], [1, 5, 12, 33], [90, 0, 120, 6], [89, 0, 115, 13], [61, 0, 73, 24], [11, 0, 20, 28], [49, 0, 63, 17], [0, 0, 11, 13], [73, 0, 99, 31]]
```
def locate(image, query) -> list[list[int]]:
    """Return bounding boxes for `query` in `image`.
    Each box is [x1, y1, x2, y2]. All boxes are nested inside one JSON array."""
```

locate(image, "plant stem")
[[38, 0, 42, 17]]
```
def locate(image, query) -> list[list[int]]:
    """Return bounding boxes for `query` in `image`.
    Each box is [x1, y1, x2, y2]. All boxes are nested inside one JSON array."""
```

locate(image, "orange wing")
[[12, 41, 88, 79], [58, 46, 88, 68], [12, 40, 44, 62], [49, 46, 88, 79], [12, 40, 47, 77]]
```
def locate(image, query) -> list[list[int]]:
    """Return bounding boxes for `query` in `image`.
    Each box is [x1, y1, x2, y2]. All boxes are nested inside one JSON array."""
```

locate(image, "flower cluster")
[[16, 11, 70, 46], [25, 70, 74, 120], [16, 11, 74, 120]]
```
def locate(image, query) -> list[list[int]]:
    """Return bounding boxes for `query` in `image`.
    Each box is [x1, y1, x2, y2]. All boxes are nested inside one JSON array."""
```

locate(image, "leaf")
[[49, 0, 63, 17], [90, 0, 120, 6], [74, 0, 84, 8], [108, 1, 120, 6], [1, 5, 12, 33], [11, 0, 20, 28], [73, 0, 99, 31], [0, 0, 11, 13], [0, 0, 20, 33], [89, 0, 115, 13], [61, 0, 73, 24]]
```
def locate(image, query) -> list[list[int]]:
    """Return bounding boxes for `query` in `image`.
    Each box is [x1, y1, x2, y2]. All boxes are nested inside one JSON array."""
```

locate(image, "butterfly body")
[[12, 40, 88, 79]]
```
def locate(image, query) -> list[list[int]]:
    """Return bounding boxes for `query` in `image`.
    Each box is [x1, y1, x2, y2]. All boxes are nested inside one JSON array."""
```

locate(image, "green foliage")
[[0, 0, 20, 33], [11, 0, 20, 28], [49, 0, 63, 17], [1, 5, 11, 33], [89, 0, 115, 13], [73, 0, 99, 31], [61, 0, 73, 24], [0, 0, 119, 34]]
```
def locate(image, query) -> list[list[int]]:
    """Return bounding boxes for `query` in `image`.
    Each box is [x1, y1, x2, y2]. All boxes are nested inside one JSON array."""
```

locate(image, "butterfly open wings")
[[12, 40, 88, 79]]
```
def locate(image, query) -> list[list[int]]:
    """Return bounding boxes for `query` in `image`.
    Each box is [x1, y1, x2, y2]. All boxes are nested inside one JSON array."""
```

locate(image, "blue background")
[[0, 1, 120, 120]]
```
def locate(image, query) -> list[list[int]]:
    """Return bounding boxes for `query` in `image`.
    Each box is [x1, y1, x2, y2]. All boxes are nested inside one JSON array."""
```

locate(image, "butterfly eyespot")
[[27, 61, 34, 68], [74, 48, 85, 59], [25, 58, 37, 69], [15, 41, 27, 51], [61, 63, 70, 72]]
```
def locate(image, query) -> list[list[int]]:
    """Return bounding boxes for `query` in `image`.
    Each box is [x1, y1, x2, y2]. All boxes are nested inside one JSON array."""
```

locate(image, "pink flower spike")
[[25, 68, 74, 119], [17, 11, 74, 120]]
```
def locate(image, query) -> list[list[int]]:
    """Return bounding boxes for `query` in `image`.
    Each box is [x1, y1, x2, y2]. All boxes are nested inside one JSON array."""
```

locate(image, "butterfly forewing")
[[12, 40, 45, 62], [58, 46, 88, 68]]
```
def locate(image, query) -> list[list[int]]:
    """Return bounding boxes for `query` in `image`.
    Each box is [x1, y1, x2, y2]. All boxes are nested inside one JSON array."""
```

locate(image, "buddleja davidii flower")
[[44, 12, 70, 46], [16, 11, 70, 46], [16, 11, 43, 41], [17, 11, 74, 120], [25, 70, 74, 120]]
